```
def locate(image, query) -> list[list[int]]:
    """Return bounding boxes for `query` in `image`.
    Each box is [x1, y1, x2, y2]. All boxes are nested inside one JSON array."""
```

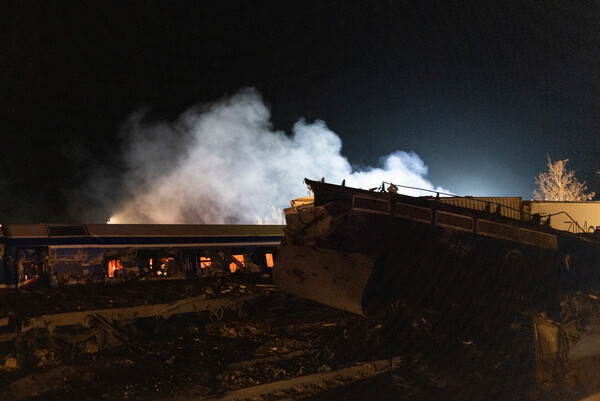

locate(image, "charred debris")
[[2, 181, 600, 399]]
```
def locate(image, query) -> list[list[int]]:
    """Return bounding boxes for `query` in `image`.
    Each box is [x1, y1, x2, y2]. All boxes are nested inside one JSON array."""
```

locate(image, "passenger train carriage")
[[0, 224, 284, 290]]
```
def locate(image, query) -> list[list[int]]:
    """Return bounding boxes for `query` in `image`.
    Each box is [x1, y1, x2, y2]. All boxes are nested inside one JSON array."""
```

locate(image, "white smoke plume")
[[110, 88, 447, 224]]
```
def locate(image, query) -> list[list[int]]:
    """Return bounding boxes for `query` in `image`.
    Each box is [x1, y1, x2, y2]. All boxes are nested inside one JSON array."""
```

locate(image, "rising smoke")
[[109, 88, 447, 224]]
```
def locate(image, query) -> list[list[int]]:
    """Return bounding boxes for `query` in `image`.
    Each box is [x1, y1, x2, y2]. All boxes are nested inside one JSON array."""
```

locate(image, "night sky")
[[2, 1, 600, 223]]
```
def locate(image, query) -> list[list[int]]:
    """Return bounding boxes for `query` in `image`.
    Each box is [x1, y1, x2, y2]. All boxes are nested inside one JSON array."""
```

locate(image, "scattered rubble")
[[34, 349, 60, 368], [1, 353, 24, 371], [211, 357, 402, 401], [0, 273, 582, 400]]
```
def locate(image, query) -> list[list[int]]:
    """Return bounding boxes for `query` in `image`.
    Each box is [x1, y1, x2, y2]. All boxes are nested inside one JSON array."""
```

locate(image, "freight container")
[[522, 201, 600, 234]]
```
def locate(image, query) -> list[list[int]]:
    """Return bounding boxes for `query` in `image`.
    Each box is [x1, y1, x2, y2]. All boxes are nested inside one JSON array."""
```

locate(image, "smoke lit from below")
[[109, 88, 448, 224]]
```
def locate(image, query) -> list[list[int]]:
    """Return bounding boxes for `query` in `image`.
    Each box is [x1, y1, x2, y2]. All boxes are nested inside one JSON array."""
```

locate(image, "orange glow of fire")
[[108, 259, 123, 277], [160, 257, 174, 270], [265, 253, 274, 268], [200, 257, 211, 269], [229, 255, 244, 273]]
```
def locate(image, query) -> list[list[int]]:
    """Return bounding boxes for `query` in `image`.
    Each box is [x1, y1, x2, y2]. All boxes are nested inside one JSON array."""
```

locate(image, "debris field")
[[0, 274, 552, 400]]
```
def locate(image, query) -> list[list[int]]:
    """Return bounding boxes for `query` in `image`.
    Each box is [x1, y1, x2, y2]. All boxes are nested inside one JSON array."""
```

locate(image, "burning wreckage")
[[0, 221, 400, 400], [0, 224, 282, 350], [274, 178, 600, 394], [0, 223, 282, 290], [3, 180, 600, 398]]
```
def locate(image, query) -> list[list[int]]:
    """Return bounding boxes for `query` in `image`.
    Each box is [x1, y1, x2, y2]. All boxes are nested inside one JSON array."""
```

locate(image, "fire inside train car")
[[0, 224, 284, 290]]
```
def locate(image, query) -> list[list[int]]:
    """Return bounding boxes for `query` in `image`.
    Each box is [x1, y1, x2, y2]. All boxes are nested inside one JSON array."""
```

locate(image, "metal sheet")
[[477, 220, 517, 241], [352, 195, 390, 214], [438, 197, 523, 220], [436, 211, 474, 231], [394, 203, 433, 223], [273, 245, 376, 316], [533, 311, 600, 392], [518, 228, 557, 249]]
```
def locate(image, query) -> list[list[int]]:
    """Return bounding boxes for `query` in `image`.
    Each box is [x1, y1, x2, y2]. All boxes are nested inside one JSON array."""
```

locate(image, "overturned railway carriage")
[[0, 224, 284, 290], [274, 179, 600, 392], [275, 181, 550, 315], [274, 179, 600, 315]]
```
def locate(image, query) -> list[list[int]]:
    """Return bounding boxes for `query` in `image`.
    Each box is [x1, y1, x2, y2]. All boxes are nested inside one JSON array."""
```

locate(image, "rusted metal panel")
[[352, 195, 390, 214], [394, 203, 433, 223], [436, 211, 474, 232], [438, 196, 523, 220], [518, 228, 557, 249], [477, 220, 517, 241], [284, 206, 333, 248], [273, 245, 376, 316], [533, 314, 561, 387]]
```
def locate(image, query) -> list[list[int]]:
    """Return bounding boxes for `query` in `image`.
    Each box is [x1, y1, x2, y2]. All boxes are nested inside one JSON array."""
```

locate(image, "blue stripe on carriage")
[[3, 235, 283, 247]]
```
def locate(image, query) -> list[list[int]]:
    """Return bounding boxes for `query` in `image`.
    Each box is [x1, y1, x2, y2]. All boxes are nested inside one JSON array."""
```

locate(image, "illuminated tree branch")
[[533, 157, 594, 201]]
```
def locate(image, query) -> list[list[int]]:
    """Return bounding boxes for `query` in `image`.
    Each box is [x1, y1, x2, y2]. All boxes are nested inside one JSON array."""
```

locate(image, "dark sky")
[[2, 1, 600, 223]]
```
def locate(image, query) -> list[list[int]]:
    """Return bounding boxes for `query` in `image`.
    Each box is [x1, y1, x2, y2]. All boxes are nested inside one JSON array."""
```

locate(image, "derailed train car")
[[438, 196, 600, 234], [274, 179, 600, 393], [0, 223, 284, 290]]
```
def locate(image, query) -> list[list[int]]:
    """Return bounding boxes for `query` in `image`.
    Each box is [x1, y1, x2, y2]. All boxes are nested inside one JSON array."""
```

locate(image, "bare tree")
[[533, 157, 594, 201]]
